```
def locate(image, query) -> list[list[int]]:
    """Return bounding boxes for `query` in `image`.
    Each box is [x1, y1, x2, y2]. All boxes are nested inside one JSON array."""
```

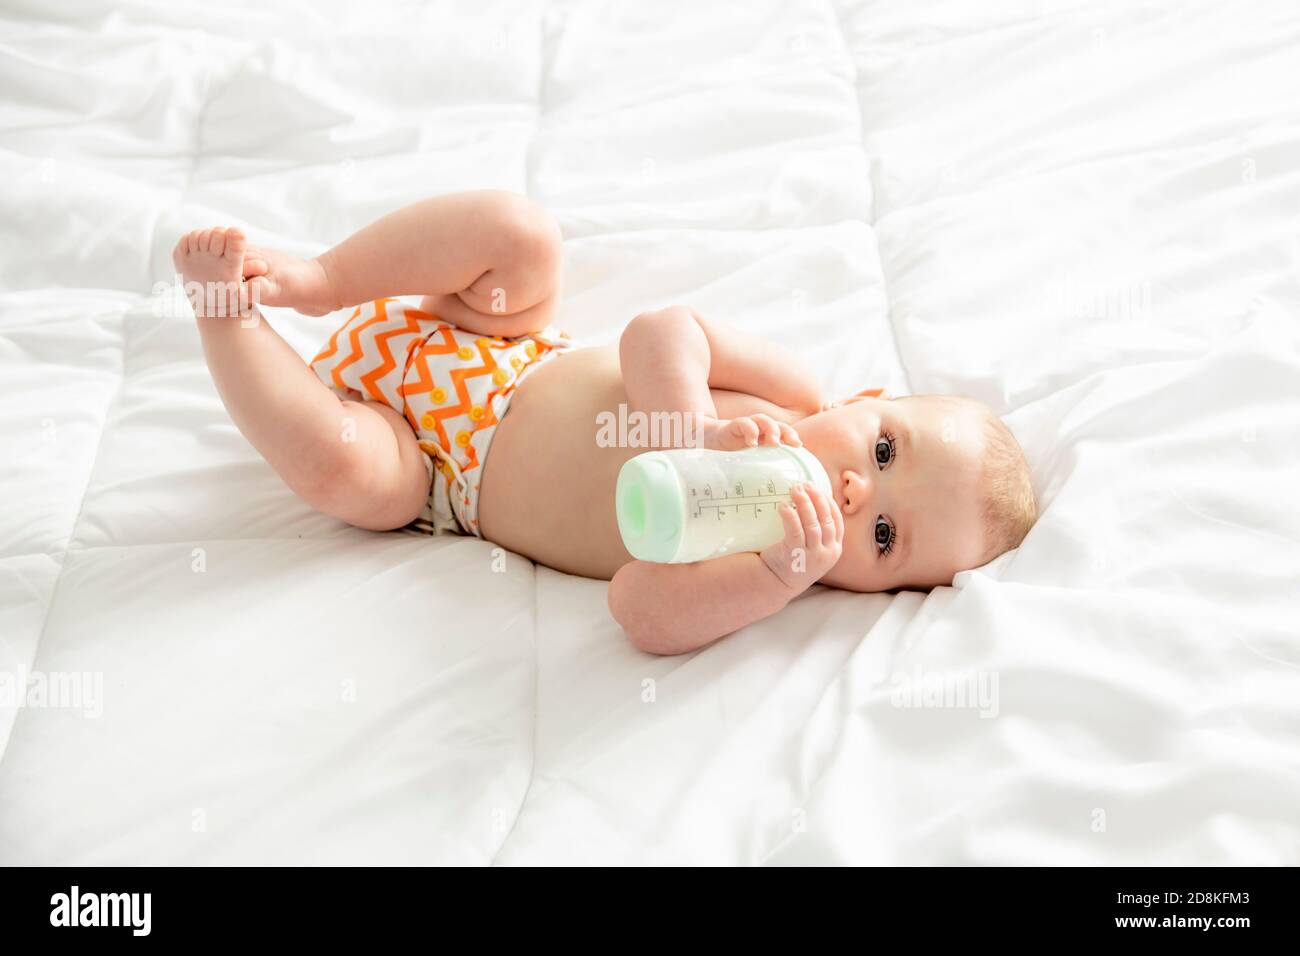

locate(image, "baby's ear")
[[829, 387, 890, 409]]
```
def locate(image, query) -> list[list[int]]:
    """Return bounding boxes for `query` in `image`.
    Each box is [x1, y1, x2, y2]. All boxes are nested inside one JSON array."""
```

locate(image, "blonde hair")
[[898, 394, 1037, 563], [974, 408, 1037, 561]]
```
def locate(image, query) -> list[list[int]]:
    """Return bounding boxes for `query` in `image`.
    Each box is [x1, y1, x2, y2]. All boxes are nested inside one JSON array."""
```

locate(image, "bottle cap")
[[616, 452, 684, 563]]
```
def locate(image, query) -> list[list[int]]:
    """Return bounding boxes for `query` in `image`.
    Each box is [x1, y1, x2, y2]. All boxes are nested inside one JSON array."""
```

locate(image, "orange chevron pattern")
[[309, 298, 572, 536], [335, 305, 390, 393], [360, 302, 428, 402], [397, 325, 461, 435], [310, 305, 362, 370]]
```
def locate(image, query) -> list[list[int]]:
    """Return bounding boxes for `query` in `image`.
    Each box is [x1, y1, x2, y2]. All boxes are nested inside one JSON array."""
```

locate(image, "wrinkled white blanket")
[[1, 0, 1297, 864]]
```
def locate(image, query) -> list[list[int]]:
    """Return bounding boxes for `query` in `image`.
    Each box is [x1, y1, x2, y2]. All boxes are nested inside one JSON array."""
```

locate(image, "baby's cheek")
[[836, 538, 882, 591], [829, 535, 860, 575]]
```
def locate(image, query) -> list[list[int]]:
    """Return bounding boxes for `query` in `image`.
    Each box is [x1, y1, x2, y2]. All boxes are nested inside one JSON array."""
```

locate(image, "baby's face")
[[795, 396, 989, 591]]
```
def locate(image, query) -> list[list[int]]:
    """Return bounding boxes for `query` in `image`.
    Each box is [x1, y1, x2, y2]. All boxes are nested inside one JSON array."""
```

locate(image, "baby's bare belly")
[[477, 345, 800, 580]]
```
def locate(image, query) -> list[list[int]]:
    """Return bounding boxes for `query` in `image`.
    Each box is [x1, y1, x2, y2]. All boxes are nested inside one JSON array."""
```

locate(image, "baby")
[[173, 191, 1036, 655]]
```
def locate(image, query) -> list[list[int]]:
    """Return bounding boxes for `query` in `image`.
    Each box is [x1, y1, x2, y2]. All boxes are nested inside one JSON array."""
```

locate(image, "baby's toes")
[[223, 227, 246, 262], [730, 418, 760, 446], [752, 414, 780, 444], [208, 227, 227, 257]]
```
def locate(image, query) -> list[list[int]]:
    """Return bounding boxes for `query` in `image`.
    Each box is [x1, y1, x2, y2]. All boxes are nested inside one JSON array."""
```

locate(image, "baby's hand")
[[700, 415, 801, 451], [760, 483, 843, 594]]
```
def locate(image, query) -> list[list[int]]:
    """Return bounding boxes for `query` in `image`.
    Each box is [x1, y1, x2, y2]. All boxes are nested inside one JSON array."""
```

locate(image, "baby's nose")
[[842, 470, 873, 513]]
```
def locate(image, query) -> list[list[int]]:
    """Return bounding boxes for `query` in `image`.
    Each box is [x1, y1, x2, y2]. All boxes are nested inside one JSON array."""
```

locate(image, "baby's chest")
[[476, 350, 805, 576]]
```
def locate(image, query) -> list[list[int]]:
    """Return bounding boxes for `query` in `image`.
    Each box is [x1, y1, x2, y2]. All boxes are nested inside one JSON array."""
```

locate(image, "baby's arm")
[[610, 553, 793, 655], [609, 482, 843, 654], [619, 305, 823, 445]]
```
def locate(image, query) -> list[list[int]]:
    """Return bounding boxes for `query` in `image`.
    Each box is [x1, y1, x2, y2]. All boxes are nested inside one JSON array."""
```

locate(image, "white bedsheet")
[[1, 0, 1298, 865]]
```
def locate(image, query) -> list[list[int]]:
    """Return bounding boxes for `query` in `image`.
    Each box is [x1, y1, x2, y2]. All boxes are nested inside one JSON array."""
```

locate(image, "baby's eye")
[[874, 432, 896, 471], [874, 515, 896, 555]]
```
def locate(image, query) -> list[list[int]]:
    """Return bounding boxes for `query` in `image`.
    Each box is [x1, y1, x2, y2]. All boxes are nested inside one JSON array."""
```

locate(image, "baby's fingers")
[[778, 422, 802, 447], [791, 484, 822, 542], [778, 501, 805, 548], [805, 483, 835, 535]]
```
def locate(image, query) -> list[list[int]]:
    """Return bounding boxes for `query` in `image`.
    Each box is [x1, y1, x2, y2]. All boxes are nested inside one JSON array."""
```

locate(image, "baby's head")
[[796, 393, 1036, 591]]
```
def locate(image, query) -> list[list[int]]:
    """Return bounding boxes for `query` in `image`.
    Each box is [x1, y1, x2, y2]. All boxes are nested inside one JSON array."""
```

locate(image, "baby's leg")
[[174, 227, 430, 531], [243, 190, 562, 338], [331, 190, 562, 337]]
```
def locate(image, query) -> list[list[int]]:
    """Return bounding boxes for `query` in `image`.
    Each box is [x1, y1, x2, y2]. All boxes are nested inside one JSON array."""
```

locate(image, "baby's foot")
[[172, 226, 254, 319], [171, 226, 337, 318], [241, 245, 336, 317], [700, 414, 800, 451]]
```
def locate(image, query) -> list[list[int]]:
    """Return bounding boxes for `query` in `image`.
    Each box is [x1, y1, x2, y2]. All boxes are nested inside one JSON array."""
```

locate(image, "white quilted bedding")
[[1, 0, 1298, 864]]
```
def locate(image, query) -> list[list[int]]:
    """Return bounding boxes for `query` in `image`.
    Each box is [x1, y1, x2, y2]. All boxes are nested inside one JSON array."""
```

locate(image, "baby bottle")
[[615, 444, 833, 563]]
